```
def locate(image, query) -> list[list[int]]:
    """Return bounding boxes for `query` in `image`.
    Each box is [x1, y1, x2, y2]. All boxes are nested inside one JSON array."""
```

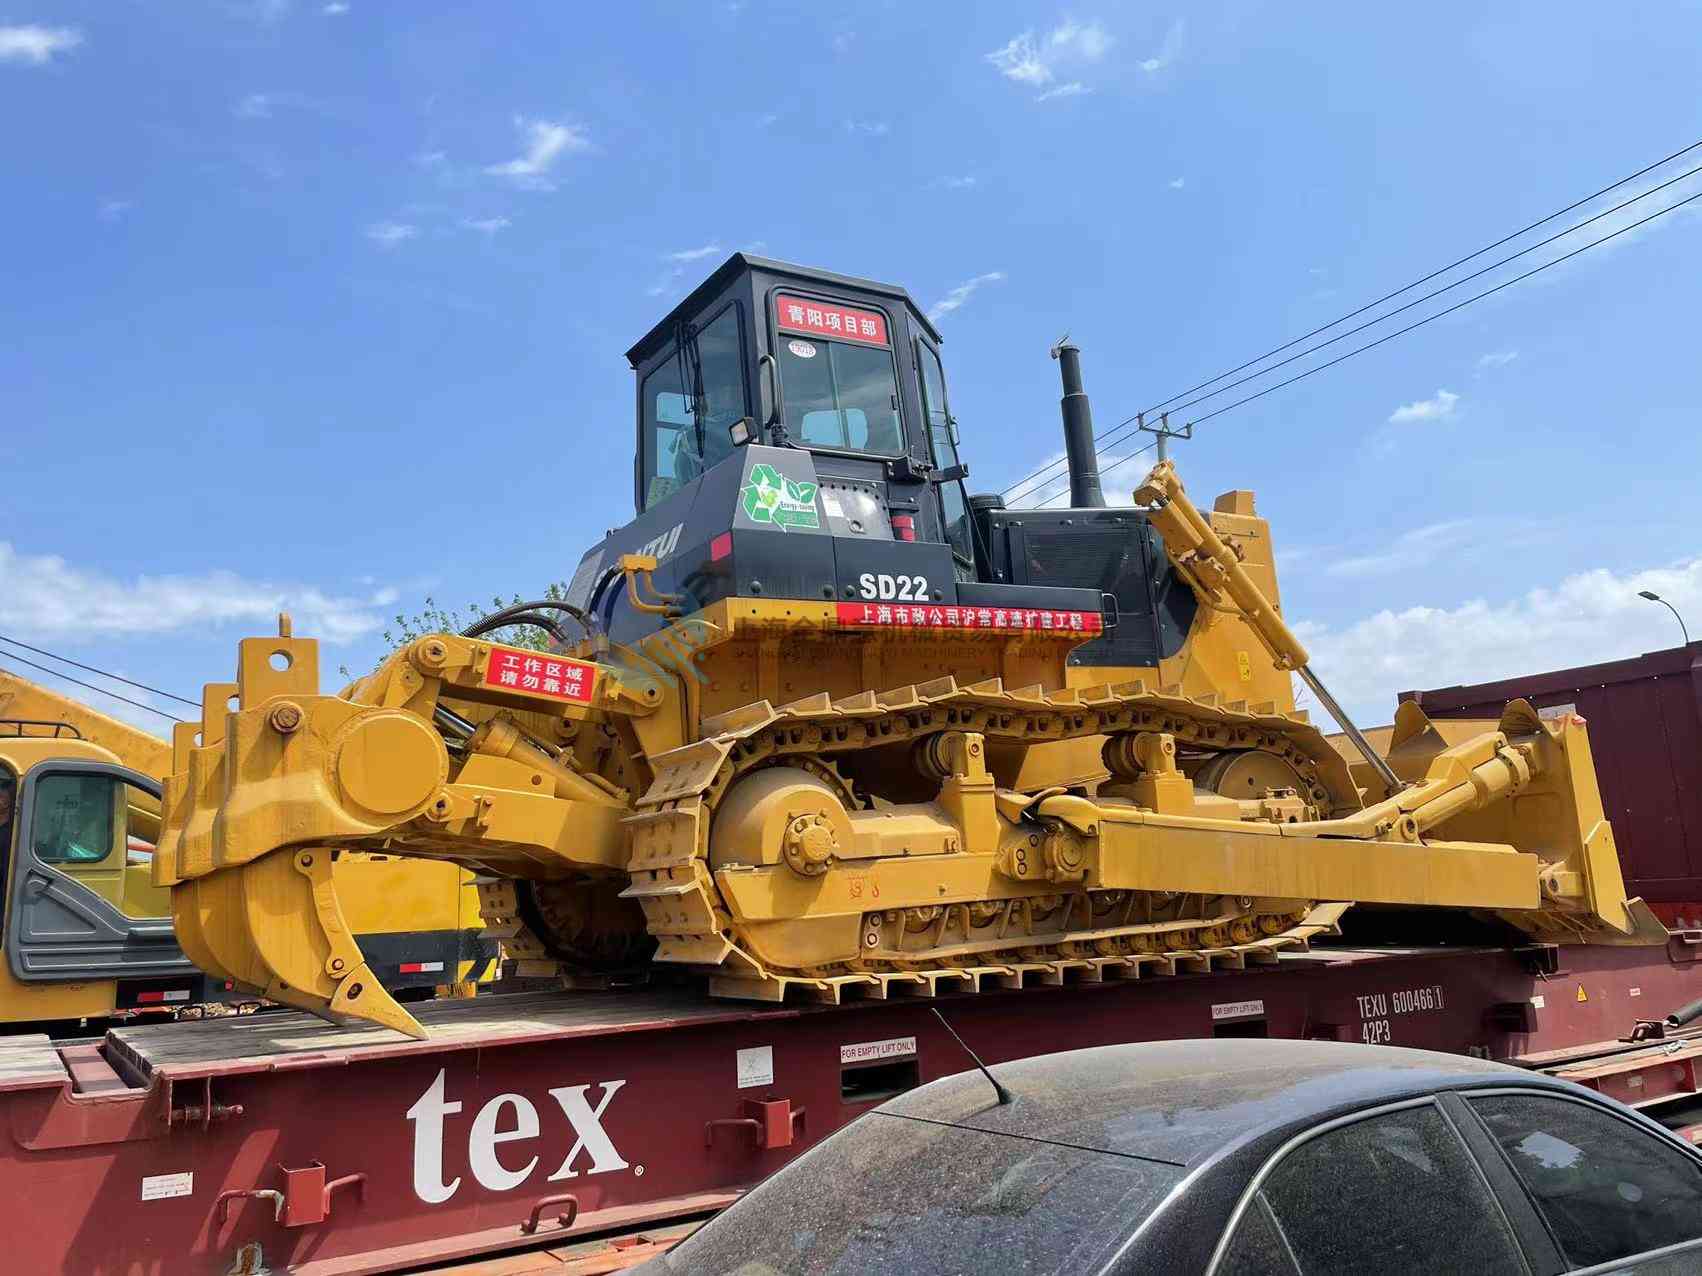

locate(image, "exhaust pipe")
[[1050, 338, 1105, 507]]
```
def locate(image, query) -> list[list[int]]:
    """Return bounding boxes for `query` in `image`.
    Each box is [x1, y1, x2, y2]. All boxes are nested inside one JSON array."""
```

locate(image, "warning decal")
[[483, 646, 597, 703]]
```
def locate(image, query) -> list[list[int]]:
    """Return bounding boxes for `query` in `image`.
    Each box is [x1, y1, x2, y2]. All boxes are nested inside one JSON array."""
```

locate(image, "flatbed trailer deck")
[[4, 934, 1701, 1275]]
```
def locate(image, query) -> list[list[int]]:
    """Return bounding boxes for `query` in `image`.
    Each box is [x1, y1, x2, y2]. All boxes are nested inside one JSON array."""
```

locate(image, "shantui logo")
[[406, 1069, 635, 1204]]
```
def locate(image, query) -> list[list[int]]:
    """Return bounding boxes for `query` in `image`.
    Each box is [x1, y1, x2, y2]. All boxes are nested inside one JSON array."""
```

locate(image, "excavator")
[[150, 253, 1664, 1039], [0, 668, 495, 1026]]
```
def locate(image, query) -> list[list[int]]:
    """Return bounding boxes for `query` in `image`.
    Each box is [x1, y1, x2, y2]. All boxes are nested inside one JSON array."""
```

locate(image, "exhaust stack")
[[1050, 339, 1105, 507]]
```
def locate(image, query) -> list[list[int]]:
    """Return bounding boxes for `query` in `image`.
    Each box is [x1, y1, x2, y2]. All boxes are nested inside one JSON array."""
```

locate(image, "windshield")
[[660, 1111, 1180, 1275], [775, 311, 903, 455]]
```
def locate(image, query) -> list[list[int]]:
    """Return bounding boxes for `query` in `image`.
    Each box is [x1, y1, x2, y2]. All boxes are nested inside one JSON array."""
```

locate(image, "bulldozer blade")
[[230, 849, 427, 1039]]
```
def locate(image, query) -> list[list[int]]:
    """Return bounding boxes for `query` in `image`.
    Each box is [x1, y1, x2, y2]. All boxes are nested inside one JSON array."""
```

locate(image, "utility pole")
[[1137, 411, 1192, 463]]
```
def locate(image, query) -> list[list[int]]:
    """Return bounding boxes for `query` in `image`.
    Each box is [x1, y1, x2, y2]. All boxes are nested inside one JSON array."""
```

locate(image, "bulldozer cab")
[[573, 254, 1107, 647], [627, 253, 967, 561]]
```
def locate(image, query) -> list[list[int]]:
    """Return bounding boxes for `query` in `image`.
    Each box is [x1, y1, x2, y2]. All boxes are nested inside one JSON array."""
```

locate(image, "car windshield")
[[659, 1111, 1181, 1275]]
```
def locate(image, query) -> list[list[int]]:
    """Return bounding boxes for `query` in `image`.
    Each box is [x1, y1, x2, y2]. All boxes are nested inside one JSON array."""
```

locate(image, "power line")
[[999, 137, 1702, 503], [0, 650, 185, 723], [1183, 186, 1702, 428], [1155, 159, 1702, 422], [1131, 139, 1702, 419], [0, 632, 201, 707], [1006, 173, 1702, 503]]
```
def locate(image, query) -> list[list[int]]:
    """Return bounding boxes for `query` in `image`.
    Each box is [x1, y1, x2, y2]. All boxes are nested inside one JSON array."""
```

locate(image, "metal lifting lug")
[[520, 1193, 581, 1237], [705, 1098, 806, 1150], [216, 1162, 366, 1229]]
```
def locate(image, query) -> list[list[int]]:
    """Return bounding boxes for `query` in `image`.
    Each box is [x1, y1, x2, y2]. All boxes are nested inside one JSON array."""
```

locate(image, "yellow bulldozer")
[[0, 668, 494, 1025], [151, 254, 1663, 1039]]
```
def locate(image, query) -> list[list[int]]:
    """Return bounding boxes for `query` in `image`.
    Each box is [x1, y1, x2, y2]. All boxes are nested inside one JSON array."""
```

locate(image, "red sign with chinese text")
[[835, 602, 1103, 635], [775, 295, 889, 347], [482, 646, 598, 703]]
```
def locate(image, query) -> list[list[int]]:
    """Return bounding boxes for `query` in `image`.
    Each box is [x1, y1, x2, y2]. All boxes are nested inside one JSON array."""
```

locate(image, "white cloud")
[[927, 271, 1006, 322], [988, 18, 1112, 89], [933, 175, 977, 190], [236, 92, 274, 119], [831, 30, 854, 53], [666, 243, 721, 262], [1035, 82, 1088, 102], [1324, 518, 1514, 578], [414, 149, 448, 168], [323, 1, 350, 12], [987, 32, 1052, 85], [1387, 388, 1459, 424], [1139, 18, 1184, 72], [1301, 557, 1702, 725], [462, 216, 511, 234], [1477, 350, 1518, 370], [485, 117, 589, 189], [0, 24, 82, 65], [98, 199, 133, 221], [1168, 176, 1186, 190], [648, 243, 728, 297], [365, 221, 417, 246], [845, 120, 890, 136], [1048, 19, 1112, 60], [0, 543, 391, 646]]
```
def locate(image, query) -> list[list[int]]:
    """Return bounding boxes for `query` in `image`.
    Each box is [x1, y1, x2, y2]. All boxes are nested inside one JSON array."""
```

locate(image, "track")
[[613, 674, 1361, 999]]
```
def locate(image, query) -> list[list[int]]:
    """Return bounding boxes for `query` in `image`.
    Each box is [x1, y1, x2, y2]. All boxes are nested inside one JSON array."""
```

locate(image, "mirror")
[[728, 417, 754, 447]]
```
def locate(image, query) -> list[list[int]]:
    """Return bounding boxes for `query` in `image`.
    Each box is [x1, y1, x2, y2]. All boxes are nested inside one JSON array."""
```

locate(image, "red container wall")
[[1404, 643, 1702, 915]]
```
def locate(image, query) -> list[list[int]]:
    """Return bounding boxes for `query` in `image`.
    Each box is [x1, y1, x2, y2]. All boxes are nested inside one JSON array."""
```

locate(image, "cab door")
[[6, 759, 194, 981]]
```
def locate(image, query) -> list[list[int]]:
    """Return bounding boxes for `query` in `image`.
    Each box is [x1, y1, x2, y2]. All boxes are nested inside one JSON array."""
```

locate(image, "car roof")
[[878, 1038, 1538, 1167]]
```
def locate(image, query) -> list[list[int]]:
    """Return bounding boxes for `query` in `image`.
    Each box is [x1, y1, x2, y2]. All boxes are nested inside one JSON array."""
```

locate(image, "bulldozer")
[[151, 253, 1664, 1039]]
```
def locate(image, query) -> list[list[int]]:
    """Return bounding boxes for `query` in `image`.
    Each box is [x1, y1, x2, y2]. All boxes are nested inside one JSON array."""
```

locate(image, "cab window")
[[31, 772, 118, 864], [776, 327, 903, 455], [918, 339, 973, 565], [640, 304, 747, 511]]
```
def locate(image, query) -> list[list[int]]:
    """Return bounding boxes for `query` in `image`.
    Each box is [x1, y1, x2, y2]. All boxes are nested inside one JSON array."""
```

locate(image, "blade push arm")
[[1135, 461, 1404, 796]]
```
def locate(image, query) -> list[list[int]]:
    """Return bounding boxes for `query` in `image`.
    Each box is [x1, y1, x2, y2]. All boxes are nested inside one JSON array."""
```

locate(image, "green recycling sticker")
[[740, 462, 821, 530]]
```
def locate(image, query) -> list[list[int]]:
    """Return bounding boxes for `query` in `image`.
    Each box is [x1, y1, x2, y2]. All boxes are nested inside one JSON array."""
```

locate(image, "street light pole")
[[1638, 590, 1692, 646]]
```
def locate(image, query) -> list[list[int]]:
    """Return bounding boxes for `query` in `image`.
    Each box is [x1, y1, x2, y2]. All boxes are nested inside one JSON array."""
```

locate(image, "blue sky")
[[4, 1, 1701, 733]]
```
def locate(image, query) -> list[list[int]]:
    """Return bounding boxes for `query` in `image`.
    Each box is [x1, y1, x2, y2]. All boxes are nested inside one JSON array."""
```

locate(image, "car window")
[[1216, 1194, 1299, 1275], [1469, 1093, 1702, 1269], [1259, 1103, 1525, 1275], [660, 1111, 1182, 1275]]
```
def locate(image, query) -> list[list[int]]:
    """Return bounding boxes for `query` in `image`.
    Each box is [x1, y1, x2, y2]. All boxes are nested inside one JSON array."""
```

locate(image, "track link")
[[621, 674, 1360, 1000]]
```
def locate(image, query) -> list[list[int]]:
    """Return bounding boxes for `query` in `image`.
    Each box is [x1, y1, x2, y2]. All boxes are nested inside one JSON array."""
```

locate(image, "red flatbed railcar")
[[4, 935, 1701, 1275]]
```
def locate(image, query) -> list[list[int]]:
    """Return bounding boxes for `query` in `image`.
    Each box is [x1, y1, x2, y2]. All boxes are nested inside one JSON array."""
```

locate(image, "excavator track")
[[620, 674, 1361, 1000]]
